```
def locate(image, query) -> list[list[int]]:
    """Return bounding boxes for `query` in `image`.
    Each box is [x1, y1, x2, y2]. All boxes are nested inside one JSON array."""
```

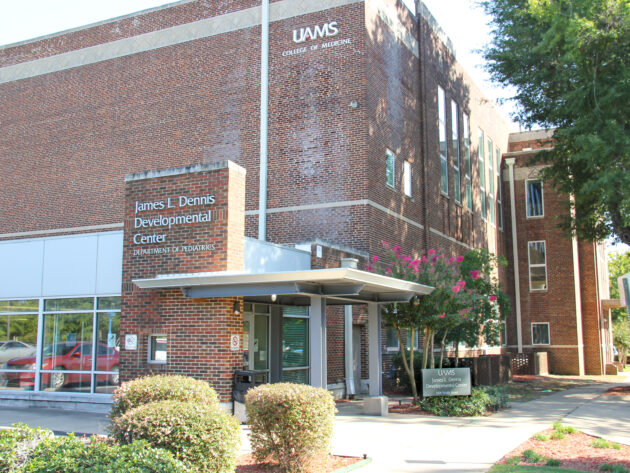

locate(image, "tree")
[[482, 0, 630, 245], [614, 319, 630, 369], [609, 251, 630, 323], [367, 242, 508, 403]]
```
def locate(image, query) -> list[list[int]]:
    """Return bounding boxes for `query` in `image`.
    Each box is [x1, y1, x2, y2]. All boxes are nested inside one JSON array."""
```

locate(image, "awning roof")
[[134, 268, 434, 306], [602, 299, 626, 310]]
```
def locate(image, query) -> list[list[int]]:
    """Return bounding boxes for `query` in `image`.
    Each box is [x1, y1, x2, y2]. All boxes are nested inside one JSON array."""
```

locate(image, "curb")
[[333, 457, 372, 473]]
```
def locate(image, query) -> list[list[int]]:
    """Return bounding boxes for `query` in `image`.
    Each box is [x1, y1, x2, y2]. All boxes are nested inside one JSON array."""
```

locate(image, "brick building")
[[0, 0, 613, 409]]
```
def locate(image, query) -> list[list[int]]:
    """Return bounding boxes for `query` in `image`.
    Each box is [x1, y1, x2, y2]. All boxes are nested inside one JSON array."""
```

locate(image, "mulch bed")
[[604, 385, 630, 395], [498, 428, 630, 472], [388, 403, 431, 415], [236, 454, 363, 472]]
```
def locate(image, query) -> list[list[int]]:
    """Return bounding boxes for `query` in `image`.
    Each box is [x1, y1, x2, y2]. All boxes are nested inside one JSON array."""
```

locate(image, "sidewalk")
[[0, 374, 628, 473]]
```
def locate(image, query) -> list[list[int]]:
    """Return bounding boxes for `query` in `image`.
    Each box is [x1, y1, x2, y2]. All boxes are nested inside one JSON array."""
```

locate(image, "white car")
[[0, 341, 36, 364]]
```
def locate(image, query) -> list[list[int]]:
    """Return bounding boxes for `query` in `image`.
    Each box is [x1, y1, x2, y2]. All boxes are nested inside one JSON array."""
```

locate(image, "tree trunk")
[[620, 347, 628, 370], [430, 332, 435, 369], [439, 329, 448, 368], [422, 328, 432, 369], [395, 326, 418, 404]]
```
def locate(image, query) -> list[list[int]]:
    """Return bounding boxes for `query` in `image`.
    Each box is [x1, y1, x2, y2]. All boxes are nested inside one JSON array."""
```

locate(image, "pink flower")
[[462, 315, 468, 319], [393, 245, 402, 254], [372, 255, 379, 263], [428, 249, 436, 256], [457, 256, 465, 263], [438, 313, 445, 319], [385, 268, 393, 275], [470, 270, 480, 280], [458, 280, 466, 288], [438, 254, 444, 259], [366, 265, 374, 272], [431, 256, 438, 264], [489, 295, 497, 301], [448, 256, 455, 264], [451, 285, 461, 293], [414, 300, 420, 306], [420, 256, 428, 263], [402, 255, 412, 263], [381, 241, 390, 249]]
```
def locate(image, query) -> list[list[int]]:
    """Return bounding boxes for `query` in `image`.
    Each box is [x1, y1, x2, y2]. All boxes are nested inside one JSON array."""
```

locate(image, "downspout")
[[593, 243, 604, 374], [341, 258, 359, 397], [570, 198, 586, 374], [416, 0, 430, 253], [506, 158, 523, 353], [258, 0, 270, 241]]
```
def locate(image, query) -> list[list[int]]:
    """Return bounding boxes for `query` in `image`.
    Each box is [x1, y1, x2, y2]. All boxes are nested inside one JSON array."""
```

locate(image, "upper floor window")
[[403, 161, 412, 198], [385, 327, 418, 352], [528, 241, 548, 291], [451, 100, 461, 204], [526, 180, 544, 217], [386, 149, 395, 188], [496, 147, 503, 229], [463, 113, 472, 211], [438, 86, 448, 195], [478, 129, 486, 219], [487, 138, 495, 224]]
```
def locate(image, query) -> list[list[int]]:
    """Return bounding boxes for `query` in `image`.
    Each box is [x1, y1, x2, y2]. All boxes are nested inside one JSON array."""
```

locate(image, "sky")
[[1, 0, 627, 255]]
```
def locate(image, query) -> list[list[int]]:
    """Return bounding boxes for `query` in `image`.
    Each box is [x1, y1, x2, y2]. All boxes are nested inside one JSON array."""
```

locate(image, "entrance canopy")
[[134, 268, 434, 305]]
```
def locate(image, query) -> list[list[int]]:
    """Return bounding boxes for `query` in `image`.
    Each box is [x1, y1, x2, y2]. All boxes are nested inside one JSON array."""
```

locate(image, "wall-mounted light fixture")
[[271, 294, 277, 302], [233, 301, 241, 315]]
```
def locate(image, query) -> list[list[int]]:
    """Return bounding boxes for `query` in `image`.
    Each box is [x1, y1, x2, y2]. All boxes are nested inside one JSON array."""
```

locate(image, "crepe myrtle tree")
[[366, 243, 509, 403]]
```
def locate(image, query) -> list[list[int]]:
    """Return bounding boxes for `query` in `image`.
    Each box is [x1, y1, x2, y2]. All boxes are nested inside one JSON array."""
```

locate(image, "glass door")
[[243, 304, 269, 384]]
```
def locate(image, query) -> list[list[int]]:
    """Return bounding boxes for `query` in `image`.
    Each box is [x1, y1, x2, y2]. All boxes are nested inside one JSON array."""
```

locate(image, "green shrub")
[[0, 423, 53, 473], [246, 383, 336, 473], [533, 433, 549, 441], [612, 443, 622, 450], [600, 464, 629, 473], [23, 436, 189, 473], [592, 438, 611, 448], [418, 386, 507, 416], [521, 449, 543, 463], [110, 400, 239, 473], [552, 422, 576, 434], [110, 375, 219, 419], [546, 459, 562, 467], [505, 456, 521, 465], [550, 431, 565, 440]]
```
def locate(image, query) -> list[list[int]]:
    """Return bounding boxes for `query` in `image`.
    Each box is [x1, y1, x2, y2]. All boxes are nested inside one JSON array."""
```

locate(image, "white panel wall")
[[244, 237, 310, 273], [0, 240, 45, 298], [0, 231, 123, 299]]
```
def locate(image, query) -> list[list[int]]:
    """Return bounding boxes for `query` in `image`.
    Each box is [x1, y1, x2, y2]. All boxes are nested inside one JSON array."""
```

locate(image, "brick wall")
[[120, 162, 246, 401]]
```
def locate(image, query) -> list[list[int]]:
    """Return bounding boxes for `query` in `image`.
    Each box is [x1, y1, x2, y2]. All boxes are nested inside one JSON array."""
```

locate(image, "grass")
[[552, 422, 577, 435], [533, 433, 549, 442], [488, 465, 593, 473]]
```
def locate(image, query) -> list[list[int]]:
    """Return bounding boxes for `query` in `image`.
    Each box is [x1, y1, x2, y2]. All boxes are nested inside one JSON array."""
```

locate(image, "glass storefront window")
[[0, 299, 39, 313], [44, 298, 93, 312], [96, 312, 120, 371], [282, 307, 309, 384], [97, 297, 121, 311], [0, 302, 39, 391]]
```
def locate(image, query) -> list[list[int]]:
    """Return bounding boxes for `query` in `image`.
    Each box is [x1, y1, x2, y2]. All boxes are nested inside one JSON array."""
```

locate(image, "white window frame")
[[386, 149, 395, 189], [531, 322, 550, 345], [385, 327, 419, 352], [438, 86, 448, 196], [478, 128, 486, 220], [147, 334, 168, 365], [463, 113, 472, 211], [403, 161, 412, 198], [487, 138, 495, 225], [451, 100, 461, 204], [528, 240, 548, 291], [526, 179, 544, 218], [496, 147, 503, 230]]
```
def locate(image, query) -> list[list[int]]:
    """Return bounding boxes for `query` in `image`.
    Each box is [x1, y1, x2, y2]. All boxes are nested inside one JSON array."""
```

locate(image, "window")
[[282, 306, 309, 384], [438, 86, 448, 195], [386, 149, 395, 188], [531, 323, 550, 345], [463, 113, 472, 211], [385, 327, 418, 351], [496, 147, 503, 229], [148, 335, 168, 363], [451, 100, 461, 203], [478, 129, 486, 219], [526, 180, 544, 218], [528, 241, 548, 291], [487, 138, 495, 224], [403, 161, 412, 197]]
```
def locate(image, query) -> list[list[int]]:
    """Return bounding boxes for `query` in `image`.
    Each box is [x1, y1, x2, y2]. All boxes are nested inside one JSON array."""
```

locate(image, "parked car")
[[1, 342, 119, 390], [0, 340, 35, 363]]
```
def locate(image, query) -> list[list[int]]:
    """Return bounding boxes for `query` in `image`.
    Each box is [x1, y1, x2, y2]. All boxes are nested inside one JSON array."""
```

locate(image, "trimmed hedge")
[[419, 386, 508, 416], [110, 375, 219, 419], [245, 383, 336, 473], [0, 423, 53, 473], [110, 400, 240, 473]]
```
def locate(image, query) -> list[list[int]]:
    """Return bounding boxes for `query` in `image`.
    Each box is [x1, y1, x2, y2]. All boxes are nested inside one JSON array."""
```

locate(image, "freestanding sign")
[[422, 368, 472, 397]]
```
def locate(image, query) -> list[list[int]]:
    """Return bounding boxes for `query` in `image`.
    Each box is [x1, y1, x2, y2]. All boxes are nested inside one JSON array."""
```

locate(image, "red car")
[[1, 342, 119, 390]]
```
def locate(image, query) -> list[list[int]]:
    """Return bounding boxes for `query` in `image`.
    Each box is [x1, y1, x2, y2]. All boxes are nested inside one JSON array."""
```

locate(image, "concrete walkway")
[[0, 374, 628, 473]]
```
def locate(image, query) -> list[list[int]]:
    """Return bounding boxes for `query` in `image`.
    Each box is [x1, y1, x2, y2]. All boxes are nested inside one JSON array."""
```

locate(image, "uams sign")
[[293, 21, 339, 43]]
